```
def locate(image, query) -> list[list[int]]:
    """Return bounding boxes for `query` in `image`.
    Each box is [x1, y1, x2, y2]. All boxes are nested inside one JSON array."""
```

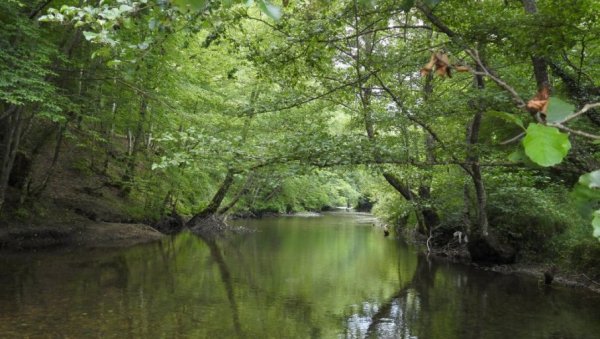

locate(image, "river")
[[1, 212, 599, 338]]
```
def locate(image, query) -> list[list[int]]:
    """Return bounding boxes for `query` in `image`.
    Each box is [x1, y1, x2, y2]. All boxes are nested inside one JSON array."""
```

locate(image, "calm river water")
[[1, 212, 599, 338]]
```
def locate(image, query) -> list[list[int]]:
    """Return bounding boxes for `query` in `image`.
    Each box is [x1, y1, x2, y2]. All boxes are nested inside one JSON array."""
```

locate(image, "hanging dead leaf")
[[421, 53, 436, 76], [526, 86, 549, 118], [421, 52, 453, 78], [434, 52, 451, 77], [454, 65, 470, 72]]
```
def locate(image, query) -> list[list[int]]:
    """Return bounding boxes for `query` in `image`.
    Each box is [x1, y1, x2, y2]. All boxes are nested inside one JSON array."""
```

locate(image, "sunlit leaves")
[[172, 0, 282, 20], [522, 123, 571, 167], [580, 170, 600, 189], [572, 171, 600, 240], [172, 0, 208, 10], [256, 0, 282, 20], [593, 210, 600, 239]]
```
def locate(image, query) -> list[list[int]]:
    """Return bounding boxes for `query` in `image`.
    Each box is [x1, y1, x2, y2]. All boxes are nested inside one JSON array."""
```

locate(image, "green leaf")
[[106, 59, 122, 68], [572, 171, 600, 215], [593, 210, 600, 239], [257, 0, 281, 20], [579, 170, 600, 189], [82, 31, 97, 41], [546, 97, 575, 123], [358, 0, 376, 8], [172, 0, 207, 10], [487, 110, 525, 130], [522, 123, 571, 167]]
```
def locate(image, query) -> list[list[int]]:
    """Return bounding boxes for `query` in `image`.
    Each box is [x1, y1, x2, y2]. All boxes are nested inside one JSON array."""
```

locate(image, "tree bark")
[[187, 169, 236, 227], [466, 69, 489, 237], [522, 0, 550, 91], [218, 172, 254, 215], [122, 96, 147, 193]]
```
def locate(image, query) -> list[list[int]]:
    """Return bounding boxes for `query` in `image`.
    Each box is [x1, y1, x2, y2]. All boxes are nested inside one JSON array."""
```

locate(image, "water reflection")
[[0, 213, 599, 338]]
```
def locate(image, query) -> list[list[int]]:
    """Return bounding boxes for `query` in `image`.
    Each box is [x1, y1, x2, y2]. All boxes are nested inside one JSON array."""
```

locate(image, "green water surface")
[[1, 212, 599, 338]]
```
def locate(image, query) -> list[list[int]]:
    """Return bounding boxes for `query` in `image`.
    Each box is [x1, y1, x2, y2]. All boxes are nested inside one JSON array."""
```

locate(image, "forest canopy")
[[1, 0, 599, 268]]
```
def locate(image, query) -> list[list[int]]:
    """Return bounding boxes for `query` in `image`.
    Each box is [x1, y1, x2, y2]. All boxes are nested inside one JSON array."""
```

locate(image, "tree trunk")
[[522, 0, 550, 91], [122, 96, 147, 193], [352, 20, 439, 234], [0, 108, 24, 213], [29, 122, 67, 198], [466, 69, 489, 237], [218, 172, 254, 215], [186, 169, 236, 227]]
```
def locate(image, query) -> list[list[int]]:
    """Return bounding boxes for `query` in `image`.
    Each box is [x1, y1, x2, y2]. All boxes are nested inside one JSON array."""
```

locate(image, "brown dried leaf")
[[526, 86, 550, 116], [421, 54, 436, 74], [434, 52, 451, 77], [454, 65, 470, 72]]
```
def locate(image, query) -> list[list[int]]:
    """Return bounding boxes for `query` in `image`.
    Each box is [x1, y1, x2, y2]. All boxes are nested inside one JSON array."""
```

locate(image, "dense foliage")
[[1, 0, 599, 271]]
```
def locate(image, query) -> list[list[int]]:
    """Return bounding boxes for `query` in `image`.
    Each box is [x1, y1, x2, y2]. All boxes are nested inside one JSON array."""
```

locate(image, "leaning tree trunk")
[[186, 169, 236, 228]]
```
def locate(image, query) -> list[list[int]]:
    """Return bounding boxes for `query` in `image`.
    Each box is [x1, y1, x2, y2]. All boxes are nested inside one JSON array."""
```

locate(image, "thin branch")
[[582, 274, 600, 286], [549, 122, 600, 139], [319, 25, 432, 43], [559, 102, 600, 124], [499, 132, 525, 145], [250, 70, 379, 115], [29, 0, 53, 19], [465, 49, 527, 108]]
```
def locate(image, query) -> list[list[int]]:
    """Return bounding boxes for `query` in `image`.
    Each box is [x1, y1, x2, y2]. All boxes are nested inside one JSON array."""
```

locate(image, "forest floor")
[[0, 139, 164, 251]]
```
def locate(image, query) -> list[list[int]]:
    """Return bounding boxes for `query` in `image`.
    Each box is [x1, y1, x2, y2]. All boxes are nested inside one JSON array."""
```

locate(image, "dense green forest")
[[1, 0, 599, 272]]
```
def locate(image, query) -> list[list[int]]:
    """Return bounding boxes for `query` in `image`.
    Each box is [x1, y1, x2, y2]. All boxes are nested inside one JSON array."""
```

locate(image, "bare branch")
[[499, 132, 526, 145], [549, 122, 600, 139], [559, 102, 600, 124], [464, 49, 527, 108]]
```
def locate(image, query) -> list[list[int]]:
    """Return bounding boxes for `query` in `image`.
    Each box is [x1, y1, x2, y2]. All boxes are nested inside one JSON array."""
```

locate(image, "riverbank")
[[398, 229, 600, 294], [0, 211, 164, 251]]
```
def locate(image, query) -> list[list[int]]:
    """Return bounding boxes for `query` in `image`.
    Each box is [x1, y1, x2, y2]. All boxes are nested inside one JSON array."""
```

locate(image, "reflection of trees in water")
[[194, 233, 244, 338], [343, 255, 439, 339], [0, 260, 34, 312]]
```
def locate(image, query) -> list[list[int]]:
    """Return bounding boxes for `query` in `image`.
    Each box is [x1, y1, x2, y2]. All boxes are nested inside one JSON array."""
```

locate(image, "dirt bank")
[[0, 220, 163, 251]]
